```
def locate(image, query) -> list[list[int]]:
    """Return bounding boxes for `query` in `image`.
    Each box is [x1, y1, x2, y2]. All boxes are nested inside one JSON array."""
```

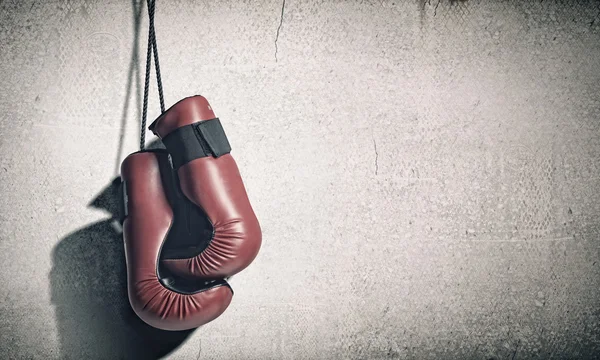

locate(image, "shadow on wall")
[[48, 0, 191, 356], [49, 140, 195, 359]]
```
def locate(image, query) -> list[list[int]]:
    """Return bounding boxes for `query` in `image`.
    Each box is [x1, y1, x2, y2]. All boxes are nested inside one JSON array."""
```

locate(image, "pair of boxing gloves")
[[120, 96, 262, 331]]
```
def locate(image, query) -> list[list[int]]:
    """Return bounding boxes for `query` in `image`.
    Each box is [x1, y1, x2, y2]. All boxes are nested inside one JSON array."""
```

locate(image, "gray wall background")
[[1, 0, 599, 359]]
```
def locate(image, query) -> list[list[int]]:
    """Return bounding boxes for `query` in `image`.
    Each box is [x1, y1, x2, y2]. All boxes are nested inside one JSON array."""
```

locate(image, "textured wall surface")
[[1, 0, 599, 359]]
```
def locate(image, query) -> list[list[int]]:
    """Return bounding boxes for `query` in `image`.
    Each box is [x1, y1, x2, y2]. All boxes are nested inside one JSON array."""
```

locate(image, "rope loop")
[[140, 0, 165, 150]]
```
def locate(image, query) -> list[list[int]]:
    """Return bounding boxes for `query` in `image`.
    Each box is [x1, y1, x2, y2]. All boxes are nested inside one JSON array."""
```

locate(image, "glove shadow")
[[49, 166, 195, 359]]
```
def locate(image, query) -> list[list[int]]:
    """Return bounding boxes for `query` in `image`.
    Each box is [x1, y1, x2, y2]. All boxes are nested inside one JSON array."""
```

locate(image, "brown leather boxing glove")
[[120, 150, 233, 331], [148, 95, 262, 280]]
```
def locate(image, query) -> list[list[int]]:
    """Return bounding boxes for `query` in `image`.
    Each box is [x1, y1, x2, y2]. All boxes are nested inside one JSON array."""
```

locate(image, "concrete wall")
[[1, 0, 599, 358]]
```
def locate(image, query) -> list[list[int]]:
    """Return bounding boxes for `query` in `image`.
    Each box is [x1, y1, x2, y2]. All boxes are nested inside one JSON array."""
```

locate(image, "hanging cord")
[[140, 0, 165, 150]]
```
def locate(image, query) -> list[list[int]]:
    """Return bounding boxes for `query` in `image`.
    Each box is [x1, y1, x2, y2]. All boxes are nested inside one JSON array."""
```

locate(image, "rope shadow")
[[113, 0, 143, 175]]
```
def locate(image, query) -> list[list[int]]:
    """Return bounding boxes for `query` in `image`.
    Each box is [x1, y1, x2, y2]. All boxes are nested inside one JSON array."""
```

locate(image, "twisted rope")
[[140, 0, 165, 150]]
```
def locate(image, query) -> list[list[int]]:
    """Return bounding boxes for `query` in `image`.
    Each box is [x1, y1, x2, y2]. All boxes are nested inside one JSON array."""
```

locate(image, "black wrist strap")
[[161, 118, 232, 169]]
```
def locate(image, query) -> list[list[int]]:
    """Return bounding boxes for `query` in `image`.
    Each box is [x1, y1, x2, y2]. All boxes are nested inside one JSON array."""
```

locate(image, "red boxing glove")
[[149, 95, 262, 279], [121, 150, 233, 331]]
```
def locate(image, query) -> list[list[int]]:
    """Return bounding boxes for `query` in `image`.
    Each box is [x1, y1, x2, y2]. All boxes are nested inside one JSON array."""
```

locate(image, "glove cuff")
[[161, 118, 232, 169]]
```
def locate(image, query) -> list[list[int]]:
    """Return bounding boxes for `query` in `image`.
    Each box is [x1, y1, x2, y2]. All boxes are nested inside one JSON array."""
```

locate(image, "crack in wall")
[[274, 0, 286, 62], [373, 139, 379, 175]]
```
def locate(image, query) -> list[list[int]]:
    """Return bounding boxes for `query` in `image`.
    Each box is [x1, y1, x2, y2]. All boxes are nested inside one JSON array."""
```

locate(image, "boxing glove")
[[120, 149, 233, 331], [148, 95, 262, 280]]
